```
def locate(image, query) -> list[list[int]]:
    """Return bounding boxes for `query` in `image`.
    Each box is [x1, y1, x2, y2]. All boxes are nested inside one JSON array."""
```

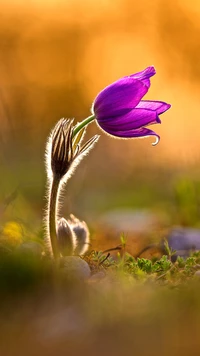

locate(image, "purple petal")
[[97, 125, 160, 145], [96, 127, 160, 146], [98, 108, 160, 131], [92, 77, 148, 118], [130, 66, 156, 80], [135, 100, 171, 114], [130, 66, 156, 89]]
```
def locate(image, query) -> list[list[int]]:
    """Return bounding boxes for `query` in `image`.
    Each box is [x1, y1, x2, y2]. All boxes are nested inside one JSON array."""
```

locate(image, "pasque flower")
[[91, 66, 171, 145]]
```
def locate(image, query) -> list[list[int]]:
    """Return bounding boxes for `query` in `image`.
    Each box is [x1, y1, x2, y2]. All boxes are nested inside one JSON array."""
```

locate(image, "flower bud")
[[68, 214, 90, 255], [50, 119, 74, 179], [57, 218, 77, 256], [46, 118, 100, 182]]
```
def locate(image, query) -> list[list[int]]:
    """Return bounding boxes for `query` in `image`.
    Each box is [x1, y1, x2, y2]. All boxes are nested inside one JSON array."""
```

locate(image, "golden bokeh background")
[[1, 0, 200, 225]]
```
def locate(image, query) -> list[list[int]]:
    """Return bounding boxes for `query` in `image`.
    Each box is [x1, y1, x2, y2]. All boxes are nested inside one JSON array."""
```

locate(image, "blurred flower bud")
[[68, 214, 90, 255], [57, 218, 77, 256]]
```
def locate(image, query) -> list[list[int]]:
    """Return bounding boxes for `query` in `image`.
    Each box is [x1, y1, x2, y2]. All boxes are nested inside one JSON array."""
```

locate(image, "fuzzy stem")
[[72, 114, 95, 137], [49, 176, 60, 259]]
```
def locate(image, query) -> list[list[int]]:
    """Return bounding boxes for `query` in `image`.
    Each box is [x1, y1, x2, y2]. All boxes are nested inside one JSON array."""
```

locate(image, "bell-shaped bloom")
[[91, 66, 171, 145]]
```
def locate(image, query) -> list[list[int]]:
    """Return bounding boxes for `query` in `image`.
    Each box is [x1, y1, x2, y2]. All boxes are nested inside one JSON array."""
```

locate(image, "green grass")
[[0, 231, 200, 356]]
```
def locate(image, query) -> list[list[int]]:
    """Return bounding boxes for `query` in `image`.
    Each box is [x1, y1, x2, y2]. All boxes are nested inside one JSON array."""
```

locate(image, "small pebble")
[[60, 256, 91, 281]]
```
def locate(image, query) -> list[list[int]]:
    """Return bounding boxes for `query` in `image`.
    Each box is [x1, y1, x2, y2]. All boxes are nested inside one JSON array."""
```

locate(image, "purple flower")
[[92, 66, 171, 145]]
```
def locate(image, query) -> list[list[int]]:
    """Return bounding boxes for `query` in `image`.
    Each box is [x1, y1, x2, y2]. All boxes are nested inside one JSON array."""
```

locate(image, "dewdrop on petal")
[[68, 214, 90, 255]]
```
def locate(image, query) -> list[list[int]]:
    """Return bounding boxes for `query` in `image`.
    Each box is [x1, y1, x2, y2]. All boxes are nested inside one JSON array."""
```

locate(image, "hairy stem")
[[48, 176, 60, 259], [72, 114, 95, 137]]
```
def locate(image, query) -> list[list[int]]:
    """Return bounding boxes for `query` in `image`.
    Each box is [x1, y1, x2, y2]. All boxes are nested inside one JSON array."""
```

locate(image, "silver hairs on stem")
[[44, 118, 99, 259]]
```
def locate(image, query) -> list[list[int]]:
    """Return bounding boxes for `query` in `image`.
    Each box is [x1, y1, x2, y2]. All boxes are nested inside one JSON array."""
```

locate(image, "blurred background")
[[1, 0, 200, 251]]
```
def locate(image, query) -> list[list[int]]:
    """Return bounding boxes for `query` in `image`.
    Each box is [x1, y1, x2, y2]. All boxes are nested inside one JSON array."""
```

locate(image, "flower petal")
[[97, 125, 160, 145], [98, 108, 160, 131], [135, 100, 171, 114], [130, 66, 156, 89], [92, 77, 148, 118], [130, 66, 156, 80]]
